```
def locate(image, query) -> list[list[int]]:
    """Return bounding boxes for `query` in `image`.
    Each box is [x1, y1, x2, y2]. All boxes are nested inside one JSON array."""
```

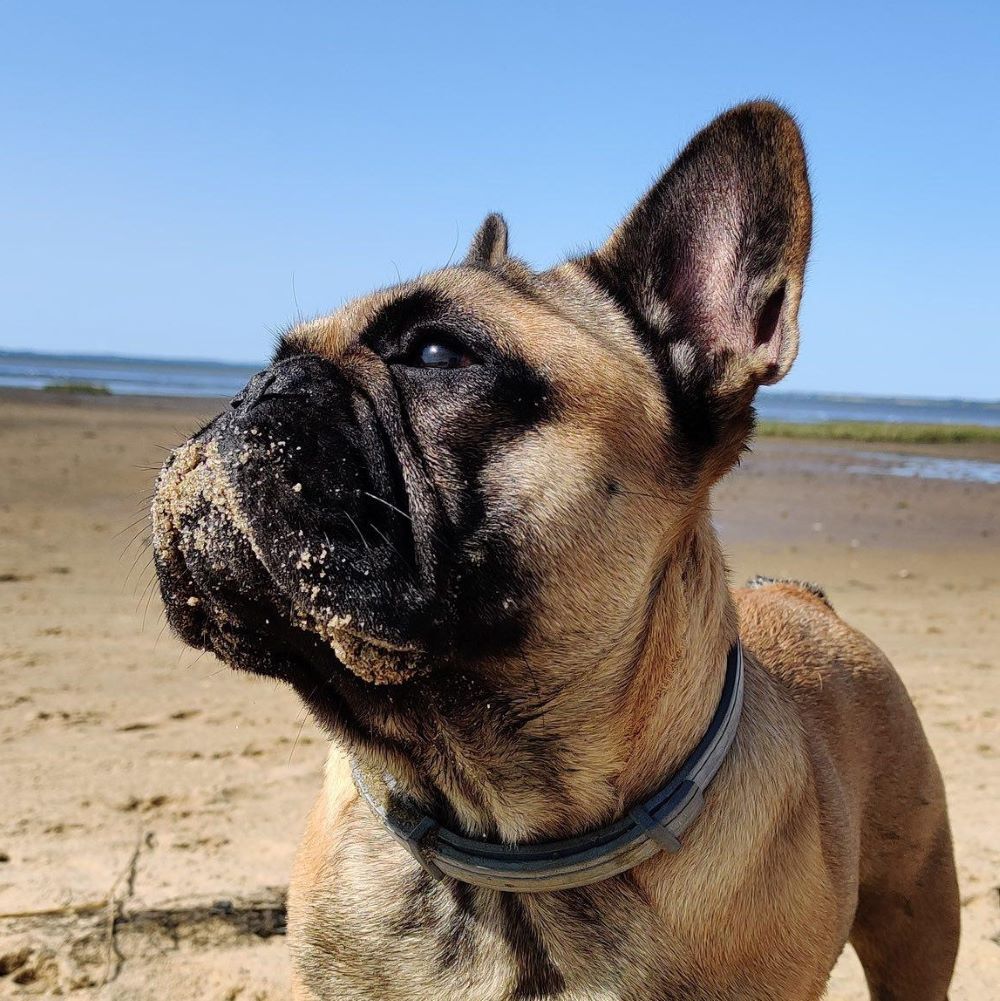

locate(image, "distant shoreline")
[[0, 384, 227, 413], [2, 349, 999, 416], [5, 385, 1000, 454]]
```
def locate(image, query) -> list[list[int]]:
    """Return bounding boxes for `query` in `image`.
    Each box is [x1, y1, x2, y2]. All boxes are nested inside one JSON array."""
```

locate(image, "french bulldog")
[[152, 102, 959, 1000]]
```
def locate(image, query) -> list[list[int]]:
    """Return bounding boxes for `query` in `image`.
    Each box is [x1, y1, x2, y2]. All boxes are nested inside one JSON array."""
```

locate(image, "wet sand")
[[1, 389, 997, 998]]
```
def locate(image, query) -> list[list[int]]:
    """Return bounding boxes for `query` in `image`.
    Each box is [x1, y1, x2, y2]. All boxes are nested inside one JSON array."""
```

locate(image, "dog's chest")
[[290, 750, 838, 1001], [291, 863, 781, 1001]]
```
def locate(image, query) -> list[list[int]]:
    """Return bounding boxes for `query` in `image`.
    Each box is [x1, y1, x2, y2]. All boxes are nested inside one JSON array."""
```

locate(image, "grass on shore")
[[757, 420, 1000, 444], [42, 381, 111, 396]]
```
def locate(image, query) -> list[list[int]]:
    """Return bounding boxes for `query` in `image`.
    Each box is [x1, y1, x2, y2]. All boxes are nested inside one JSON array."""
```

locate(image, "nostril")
[[230, 357, 327, 417], [245, 373, 277, 412], [230, 371, 277, 413], [252, 390, 309, 409], [247, 372, 282, 410]]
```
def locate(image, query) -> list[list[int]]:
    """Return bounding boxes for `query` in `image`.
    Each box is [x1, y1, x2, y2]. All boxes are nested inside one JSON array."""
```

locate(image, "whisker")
[[119, 531, 150, 562], [443, 221, 461, 268], [134, 559, 156, 607], [117, 527, 152, 557], [291, 272, 303, 325], [113, 512, 151, 540], [343, 511, 370, 551], [362, 490, 455, 557], [362, 491, 412, 523], [141, 578, 159, 631], [289, 690, 318, 763], [123, 541, 153, 588], [613, 488, 675, 505], [153, 619, 169, 651], [368, 522, 415, 576], [516, 650, 554, 736]]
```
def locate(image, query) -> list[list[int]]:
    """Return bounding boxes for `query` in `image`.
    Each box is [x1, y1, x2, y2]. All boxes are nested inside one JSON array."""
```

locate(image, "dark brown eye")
[[407, 335, 476, 369]]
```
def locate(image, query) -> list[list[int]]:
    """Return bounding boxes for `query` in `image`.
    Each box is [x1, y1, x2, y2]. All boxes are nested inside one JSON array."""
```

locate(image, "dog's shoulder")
[[733, 575, 896, 703], [732, 574, 924, 821], [743, 574, 833, 608]]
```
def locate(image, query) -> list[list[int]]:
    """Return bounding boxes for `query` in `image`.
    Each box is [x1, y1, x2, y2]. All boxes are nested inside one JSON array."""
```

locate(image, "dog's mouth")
[[152, 434, 428, 687]]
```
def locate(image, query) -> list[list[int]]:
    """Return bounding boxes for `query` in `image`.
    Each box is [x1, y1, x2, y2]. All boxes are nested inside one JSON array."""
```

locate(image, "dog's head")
[[152, 102, 810, 833]]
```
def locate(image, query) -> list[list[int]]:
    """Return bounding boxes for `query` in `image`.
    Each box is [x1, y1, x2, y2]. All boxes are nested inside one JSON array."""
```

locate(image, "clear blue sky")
[[2, 2, 997, 399]]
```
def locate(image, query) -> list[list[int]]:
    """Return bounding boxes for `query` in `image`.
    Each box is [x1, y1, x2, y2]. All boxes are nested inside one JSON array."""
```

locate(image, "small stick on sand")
[[101, 827, 147, 985]]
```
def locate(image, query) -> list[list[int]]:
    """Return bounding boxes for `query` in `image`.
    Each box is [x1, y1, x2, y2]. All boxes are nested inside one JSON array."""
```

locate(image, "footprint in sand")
[[118, 794, 171, 813]]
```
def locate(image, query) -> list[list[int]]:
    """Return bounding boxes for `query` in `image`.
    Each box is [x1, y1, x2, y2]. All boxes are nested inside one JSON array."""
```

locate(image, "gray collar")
[[351, 642, 744, 892]]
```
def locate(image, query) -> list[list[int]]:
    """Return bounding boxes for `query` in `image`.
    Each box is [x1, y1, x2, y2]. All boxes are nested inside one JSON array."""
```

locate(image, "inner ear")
[[755, 283, 786, 347], [464, 213, 509, 268], [581, 102, 812, 396]]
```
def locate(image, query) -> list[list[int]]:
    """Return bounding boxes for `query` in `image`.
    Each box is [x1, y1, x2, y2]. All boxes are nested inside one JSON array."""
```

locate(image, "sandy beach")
[[0, 388, 996, 999]]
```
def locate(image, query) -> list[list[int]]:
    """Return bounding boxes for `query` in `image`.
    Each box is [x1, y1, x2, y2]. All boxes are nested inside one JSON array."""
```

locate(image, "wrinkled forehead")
[[286, 267, 525, 357], [281, 263, 666, 419]]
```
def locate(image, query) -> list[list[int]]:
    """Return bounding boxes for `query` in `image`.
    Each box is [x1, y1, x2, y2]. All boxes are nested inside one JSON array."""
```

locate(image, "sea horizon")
[[2, 347, 999, 426]]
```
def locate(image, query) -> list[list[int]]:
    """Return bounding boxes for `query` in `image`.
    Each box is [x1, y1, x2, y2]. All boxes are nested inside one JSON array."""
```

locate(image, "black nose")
[[229, 356, 327, 414]]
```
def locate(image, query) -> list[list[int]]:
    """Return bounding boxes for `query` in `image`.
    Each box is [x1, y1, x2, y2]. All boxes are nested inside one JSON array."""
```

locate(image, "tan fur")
[[279, 267, 958, 997], [153, 103, 959, 1000], [290, 577, 957, 1000]]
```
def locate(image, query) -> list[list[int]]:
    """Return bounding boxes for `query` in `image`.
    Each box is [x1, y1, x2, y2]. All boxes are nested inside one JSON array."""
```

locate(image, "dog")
[[152, 102, 959, 1000]]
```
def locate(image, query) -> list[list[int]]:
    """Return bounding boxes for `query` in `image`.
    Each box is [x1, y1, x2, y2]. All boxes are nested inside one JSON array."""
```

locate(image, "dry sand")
[[0, 389, 996, 999]]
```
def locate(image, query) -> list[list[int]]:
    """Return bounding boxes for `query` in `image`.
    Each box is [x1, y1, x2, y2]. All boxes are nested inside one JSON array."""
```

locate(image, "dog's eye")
[[404, 334, 477, 370]]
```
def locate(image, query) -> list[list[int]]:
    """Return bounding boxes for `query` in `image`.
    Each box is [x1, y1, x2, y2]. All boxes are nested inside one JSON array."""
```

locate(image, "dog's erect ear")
[[464, 213, 509, 268], [583, 102, 811, 396]]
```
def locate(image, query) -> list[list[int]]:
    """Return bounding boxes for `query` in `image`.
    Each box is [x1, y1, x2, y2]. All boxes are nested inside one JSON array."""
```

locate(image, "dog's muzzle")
[[151, 354, 427, 685]]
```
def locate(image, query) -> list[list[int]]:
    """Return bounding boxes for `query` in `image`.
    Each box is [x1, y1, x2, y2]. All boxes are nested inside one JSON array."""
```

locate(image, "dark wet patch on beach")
[[841, 451, 1000, 485]]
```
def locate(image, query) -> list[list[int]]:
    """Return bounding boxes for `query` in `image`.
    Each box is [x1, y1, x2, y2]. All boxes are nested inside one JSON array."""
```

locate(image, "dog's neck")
[[351, 510, 736, 844]]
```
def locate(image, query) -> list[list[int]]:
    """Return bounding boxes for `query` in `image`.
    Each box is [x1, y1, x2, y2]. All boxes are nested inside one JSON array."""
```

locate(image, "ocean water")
[[0, 351, 259, 398], [1, 349, 999, 428]]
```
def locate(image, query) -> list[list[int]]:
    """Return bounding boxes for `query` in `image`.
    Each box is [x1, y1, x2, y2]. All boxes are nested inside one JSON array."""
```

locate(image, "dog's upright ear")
[[581, 101, 811, 467], [464, 212, 509, 268]]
